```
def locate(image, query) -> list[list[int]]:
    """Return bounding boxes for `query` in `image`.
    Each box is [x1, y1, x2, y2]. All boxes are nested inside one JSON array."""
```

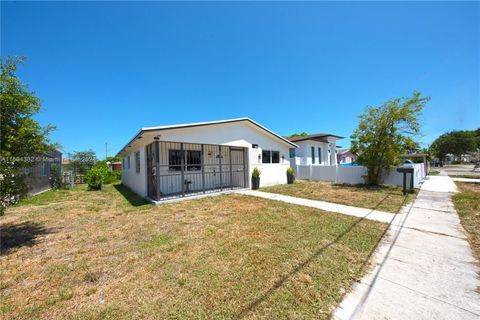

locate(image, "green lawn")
[[261, 180, 416, 213], [453, 182, 480, 262], [1, 184, 386, 319]]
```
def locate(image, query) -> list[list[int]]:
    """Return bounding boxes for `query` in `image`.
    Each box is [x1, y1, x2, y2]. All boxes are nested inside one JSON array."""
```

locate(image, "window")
[[289, 148, 295, 158], [169, 150, 202, 171], [262, 150, 271, 164], [271, 151, 280, 163], [127, 155, 131, 169], [318, 147, 322, 164], [135, 152, 140, 173], [186, 150, 201, 171], [262, 150, 280, 164], [41, 162, 48, 176], [311, 147, 315, 164], [169, 150, 182, 171]]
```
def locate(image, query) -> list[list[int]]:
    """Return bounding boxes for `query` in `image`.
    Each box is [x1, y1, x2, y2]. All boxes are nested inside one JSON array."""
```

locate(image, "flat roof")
[[116, 118, 297, 156], [286, 133, 344, 142]]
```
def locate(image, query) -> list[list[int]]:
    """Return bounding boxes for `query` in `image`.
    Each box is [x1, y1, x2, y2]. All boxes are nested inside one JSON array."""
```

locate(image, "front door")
[[230, 148, 247, 188]]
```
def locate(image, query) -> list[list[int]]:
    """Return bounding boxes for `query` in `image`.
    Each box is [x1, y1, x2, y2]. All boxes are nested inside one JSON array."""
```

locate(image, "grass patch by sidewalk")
[[1, 183, 386, 319], [261, 180, 416, 213], [453, 182, 480, 261], [428, 171, 440, 175]]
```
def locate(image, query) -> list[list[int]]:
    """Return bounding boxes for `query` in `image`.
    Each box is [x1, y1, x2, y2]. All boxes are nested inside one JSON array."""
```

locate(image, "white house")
[[287, 133, 343, 167], [116, 118, 297, 202]]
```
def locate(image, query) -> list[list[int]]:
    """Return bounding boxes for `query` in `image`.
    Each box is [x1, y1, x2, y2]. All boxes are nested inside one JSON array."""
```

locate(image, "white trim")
[[116, 118, 297, 157]]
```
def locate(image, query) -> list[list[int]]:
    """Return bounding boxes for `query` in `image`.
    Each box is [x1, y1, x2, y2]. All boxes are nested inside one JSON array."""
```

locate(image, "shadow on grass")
[[236, 189, 405, 318], [113, 184, 150, 207], [331, 182, 399, 192], [1, 221, 53, 255]]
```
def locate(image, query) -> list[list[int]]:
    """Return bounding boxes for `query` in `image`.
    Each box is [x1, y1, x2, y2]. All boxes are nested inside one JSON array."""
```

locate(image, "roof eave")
[[116, 118, 298, 156]]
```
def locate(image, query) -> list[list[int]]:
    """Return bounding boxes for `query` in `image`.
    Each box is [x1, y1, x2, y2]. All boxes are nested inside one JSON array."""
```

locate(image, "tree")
[[430, 130, 477, 162], [350, 91, 429, 185], [475, 129, 480, 147], [68, 150, 97, 174], [106, 156, 121, 163], [0, 56, 55, 214], [290, 132, 308, 137]]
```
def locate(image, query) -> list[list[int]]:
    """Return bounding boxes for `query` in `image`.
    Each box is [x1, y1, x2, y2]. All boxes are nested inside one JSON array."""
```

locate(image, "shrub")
[[84, 161, 121, 190], [252, 167, 261, 178], [50, 164, 65, 189], [286, 167, 295, 175], [85, 165, 107, 190], [102, 170, 121, 184]]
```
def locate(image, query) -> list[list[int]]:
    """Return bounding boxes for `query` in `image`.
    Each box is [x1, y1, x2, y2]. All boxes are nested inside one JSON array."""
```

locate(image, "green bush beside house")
[[85, 161, 121, 190]]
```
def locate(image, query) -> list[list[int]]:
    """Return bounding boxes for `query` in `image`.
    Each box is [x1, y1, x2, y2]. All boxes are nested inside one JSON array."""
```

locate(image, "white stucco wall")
[[337, 165, 367, 184], [121, 147, 147, 197], [292, 139, 337, 166], [295, 163, 426, 188], [293, 141, 327, 165], [381, 163, 426, 188], [120, 121, 293, 197]]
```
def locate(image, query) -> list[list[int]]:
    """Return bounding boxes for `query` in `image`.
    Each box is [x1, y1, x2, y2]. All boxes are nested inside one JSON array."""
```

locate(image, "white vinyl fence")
[[295, 163, 426, 188]]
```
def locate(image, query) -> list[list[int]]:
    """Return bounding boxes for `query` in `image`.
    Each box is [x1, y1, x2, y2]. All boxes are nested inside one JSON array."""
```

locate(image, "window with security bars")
[[169, 150, 202, 171]]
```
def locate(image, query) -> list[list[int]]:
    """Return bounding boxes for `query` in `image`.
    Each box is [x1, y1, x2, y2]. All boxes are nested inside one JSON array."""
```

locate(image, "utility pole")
[[105, 142, 108, 160]]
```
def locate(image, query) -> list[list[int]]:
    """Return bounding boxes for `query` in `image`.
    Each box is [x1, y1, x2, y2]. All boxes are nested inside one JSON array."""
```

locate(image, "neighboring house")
[[441, 153, 476, 164], [337, 148, 357, 164], [111, 161, 122, 171], [116, 118, 297, 201], [286, 133, 343, 167], [25, 150, 62, 196]]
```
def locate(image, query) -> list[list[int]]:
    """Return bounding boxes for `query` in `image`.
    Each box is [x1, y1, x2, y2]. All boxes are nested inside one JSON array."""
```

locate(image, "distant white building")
[[286, 133, 343, 167], [443, 153, 476, 164]]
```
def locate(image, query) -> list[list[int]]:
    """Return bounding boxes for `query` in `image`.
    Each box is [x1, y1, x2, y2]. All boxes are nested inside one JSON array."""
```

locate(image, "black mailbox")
[[396, 166, 414, 174], [396, 164, 414, 195]]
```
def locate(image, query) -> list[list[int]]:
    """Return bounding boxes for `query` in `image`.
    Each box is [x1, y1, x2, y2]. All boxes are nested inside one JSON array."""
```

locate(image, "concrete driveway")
[[334, 175, 480, 320], [435, 164, 480, 178]]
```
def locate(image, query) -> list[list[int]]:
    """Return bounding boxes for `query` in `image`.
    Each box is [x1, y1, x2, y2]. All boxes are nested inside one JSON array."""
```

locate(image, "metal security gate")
[[146, 141, 248, 201], [146, 142, 160, 200]]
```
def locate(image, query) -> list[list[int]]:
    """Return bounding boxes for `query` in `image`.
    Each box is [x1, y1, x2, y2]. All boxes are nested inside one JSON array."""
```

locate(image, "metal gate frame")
[[146, 141, 248, 201]]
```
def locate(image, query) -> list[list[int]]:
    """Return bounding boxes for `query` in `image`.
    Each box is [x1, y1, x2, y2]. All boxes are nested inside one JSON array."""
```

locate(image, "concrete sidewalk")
[[334, 175, 480, 320], [236, 190, 397, 223]]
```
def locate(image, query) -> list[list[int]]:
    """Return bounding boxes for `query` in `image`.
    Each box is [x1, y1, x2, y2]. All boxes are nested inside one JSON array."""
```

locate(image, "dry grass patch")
[[261, 180, 416, 213], [1, 184, 386, 319], [453, 182, 480, 261]]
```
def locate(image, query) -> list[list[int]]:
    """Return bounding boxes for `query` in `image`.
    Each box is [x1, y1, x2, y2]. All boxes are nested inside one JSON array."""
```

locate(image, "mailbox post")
[[396, 164, 414, 195]]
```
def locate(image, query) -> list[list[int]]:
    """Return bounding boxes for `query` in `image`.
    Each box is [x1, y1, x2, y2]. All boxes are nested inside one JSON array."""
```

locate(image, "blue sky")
[[2, 1, 479, 158]]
